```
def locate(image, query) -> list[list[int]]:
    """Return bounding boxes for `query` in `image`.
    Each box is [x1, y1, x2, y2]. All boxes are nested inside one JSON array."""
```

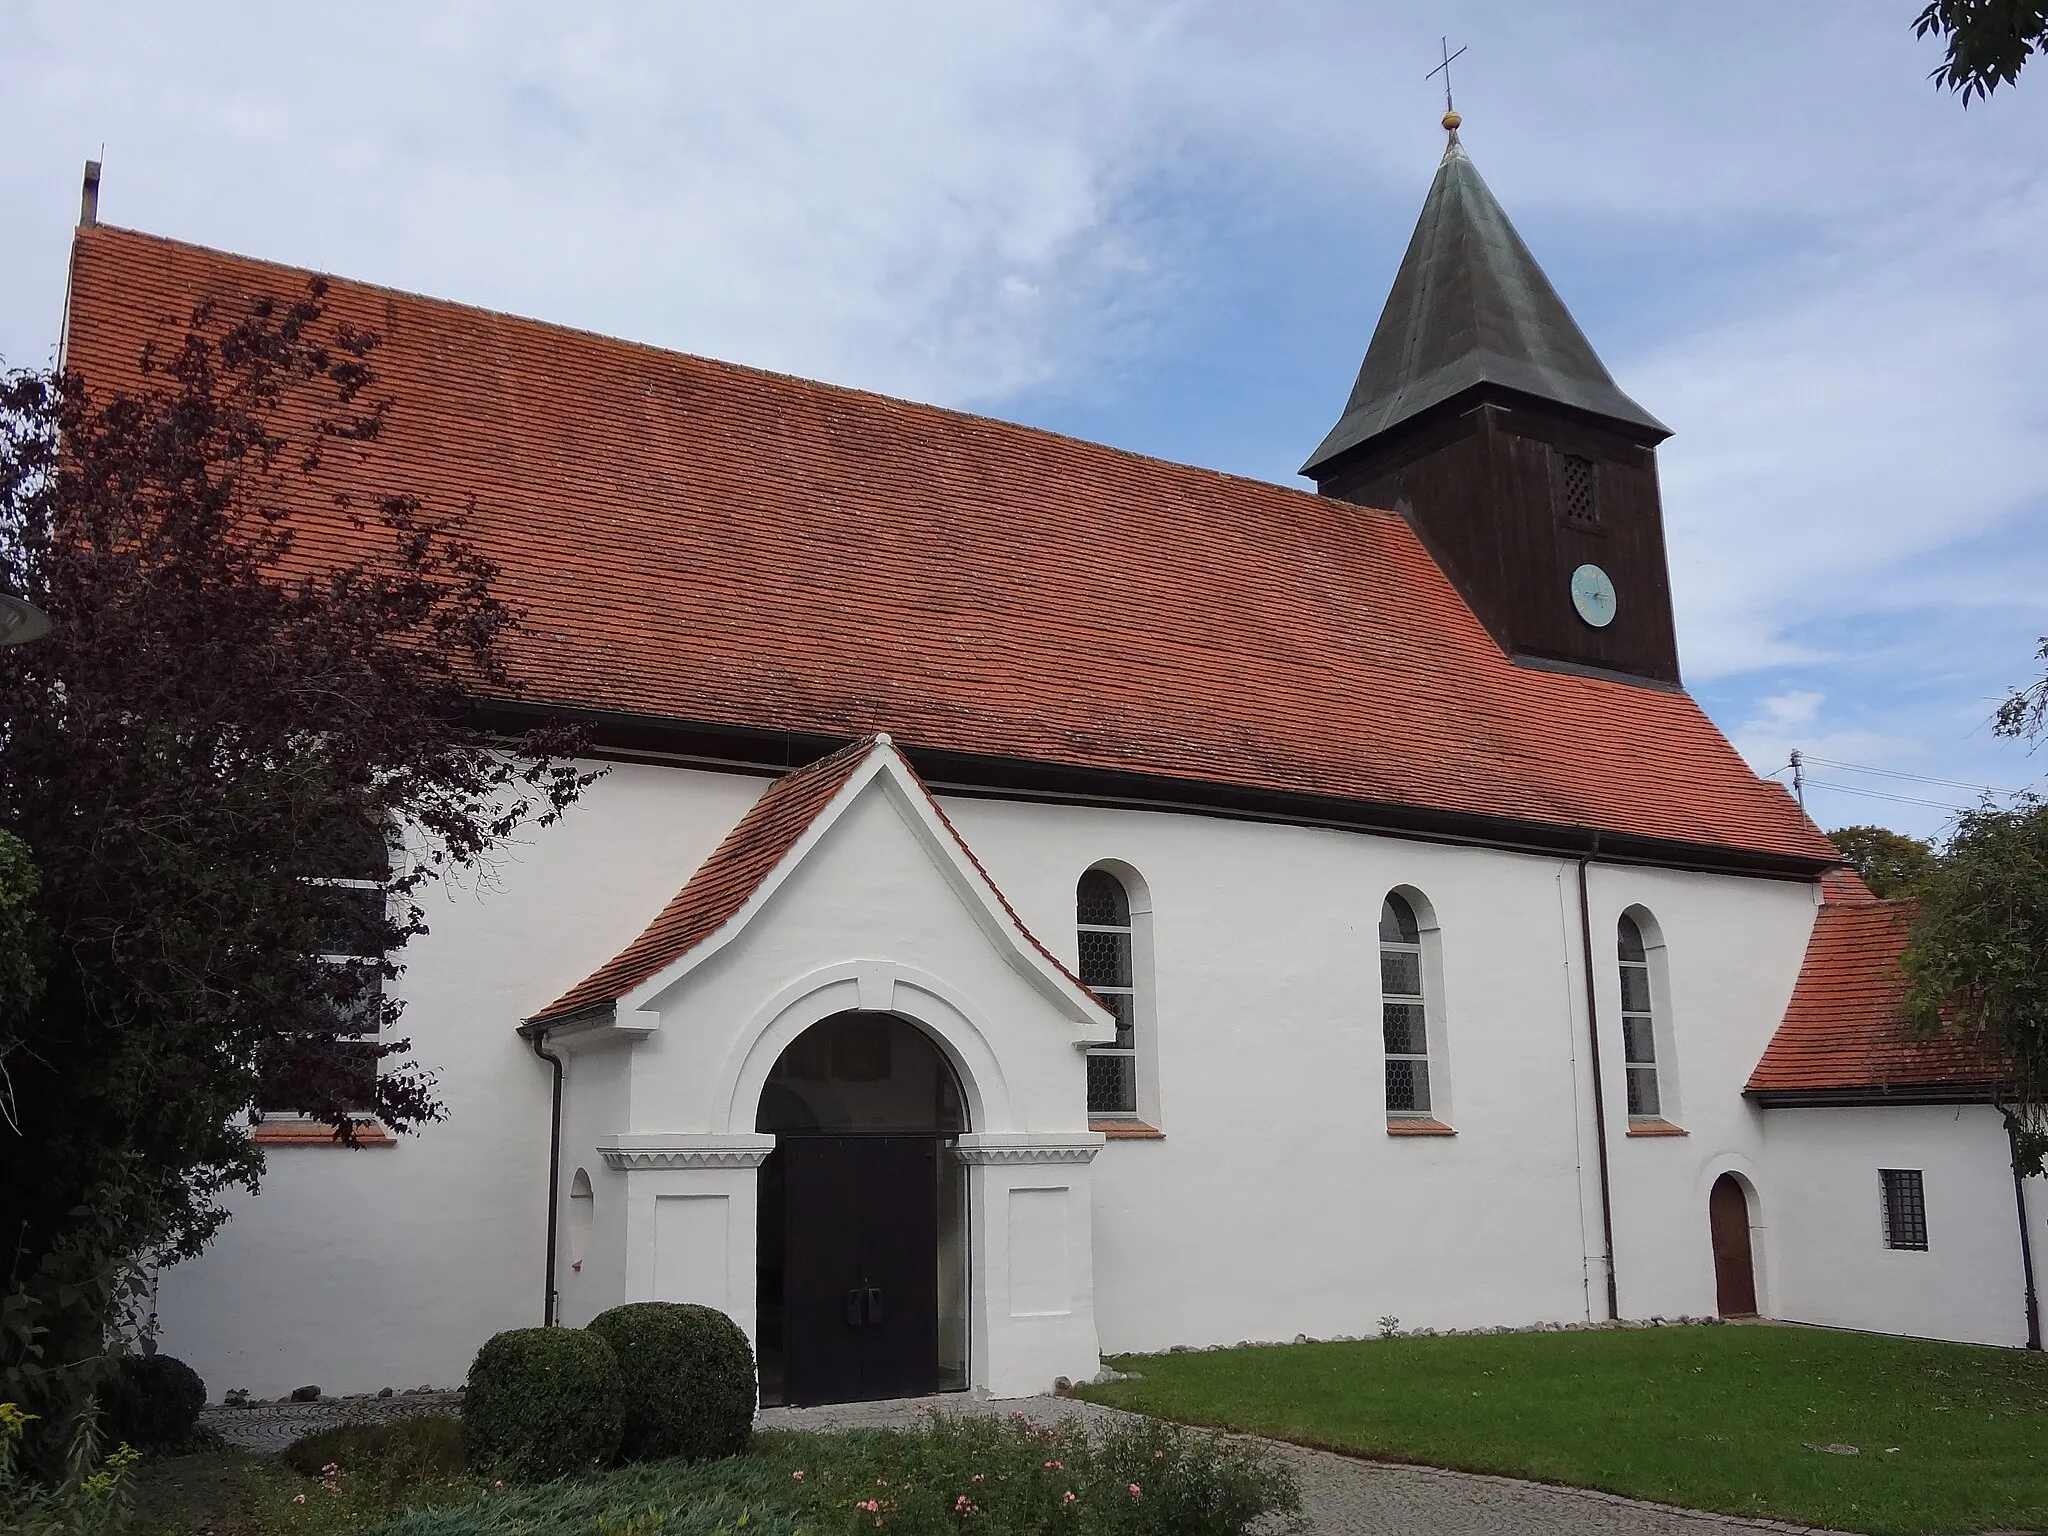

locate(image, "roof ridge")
[[77, 223, 1357, 519]]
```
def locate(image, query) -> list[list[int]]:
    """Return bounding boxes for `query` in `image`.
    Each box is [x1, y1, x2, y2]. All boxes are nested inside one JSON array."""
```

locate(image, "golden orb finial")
[[1442, 109, 1461, 133]]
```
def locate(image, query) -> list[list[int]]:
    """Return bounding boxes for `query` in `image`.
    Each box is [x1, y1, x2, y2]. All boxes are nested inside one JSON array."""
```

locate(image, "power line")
[[1800, 754, 2010, 796], [1803, 777, 1975, 812]]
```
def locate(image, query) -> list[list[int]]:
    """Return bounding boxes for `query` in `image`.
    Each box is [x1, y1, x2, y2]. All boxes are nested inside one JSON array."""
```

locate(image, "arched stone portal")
[[755, 1011, 971, 1406], [1709, 1172, 1759, 1317]]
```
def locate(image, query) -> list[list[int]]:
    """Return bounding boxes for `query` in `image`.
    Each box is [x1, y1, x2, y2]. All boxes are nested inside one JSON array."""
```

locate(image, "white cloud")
[[2, 0, 1180, 401], [1635, 181, 2048, 680], [1753, 690, 1822, 733], [1731, 688, 1902, 774], [8, 2, 2047, 417]]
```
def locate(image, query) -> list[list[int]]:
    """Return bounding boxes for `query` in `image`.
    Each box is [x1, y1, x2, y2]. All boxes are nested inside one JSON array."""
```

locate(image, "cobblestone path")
[[202, 1392, 463, 1453]]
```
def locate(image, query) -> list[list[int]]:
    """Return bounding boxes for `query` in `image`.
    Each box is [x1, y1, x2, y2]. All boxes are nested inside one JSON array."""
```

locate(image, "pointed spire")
[[1302, 131, 1667, 480]]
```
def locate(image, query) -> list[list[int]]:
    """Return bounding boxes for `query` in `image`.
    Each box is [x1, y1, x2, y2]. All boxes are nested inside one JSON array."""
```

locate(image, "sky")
[[3, 1, 2045, 841]]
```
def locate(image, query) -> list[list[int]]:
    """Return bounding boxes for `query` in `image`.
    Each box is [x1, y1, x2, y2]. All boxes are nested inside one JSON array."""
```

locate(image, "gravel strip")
[[202, 1392, 463, 1452]]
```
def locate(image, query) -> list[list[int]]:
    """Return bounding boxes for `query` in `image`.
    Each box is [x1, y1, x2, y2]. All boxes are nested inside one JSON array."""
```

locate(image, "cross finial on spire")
[[1426, 37, 1467, 135]]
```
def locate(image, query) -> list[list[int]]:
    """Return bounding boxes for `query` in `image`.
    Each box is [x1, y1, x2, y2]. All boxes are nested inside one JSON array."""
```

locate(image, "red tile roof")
[[1818, 866, 1878, 903], [1746, 895, 2002, 1101], [62, 226, 1838, 867], [531, 738, 870, 1022]]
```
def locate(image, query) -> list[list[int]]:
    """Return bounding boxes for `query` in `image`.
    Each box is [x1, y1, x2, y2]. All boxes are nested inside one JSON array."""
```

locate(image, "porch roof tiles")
[[528, 736, 1093, 1024], [530, 739, 871, 1024]]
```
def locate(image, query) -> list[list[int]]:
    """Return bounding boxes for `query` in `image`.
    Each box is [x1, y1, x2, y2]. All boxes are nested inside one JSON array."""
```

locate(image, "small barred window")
[[1559, 452, 1601, 531], [1880, 1169, 1928, 1251]]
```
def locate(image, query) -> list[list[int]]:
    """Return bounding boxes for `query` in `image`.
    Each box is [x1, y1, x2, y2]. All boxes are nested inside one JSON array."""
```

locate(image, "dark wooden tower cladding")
[[1304, 127, 1682, 687]]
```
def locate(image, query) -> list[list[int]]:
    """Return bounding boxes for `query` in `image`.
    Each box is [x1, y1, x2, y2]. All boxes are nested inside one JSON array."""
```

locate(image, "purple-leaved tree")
[[0, 280, 598, 1439]]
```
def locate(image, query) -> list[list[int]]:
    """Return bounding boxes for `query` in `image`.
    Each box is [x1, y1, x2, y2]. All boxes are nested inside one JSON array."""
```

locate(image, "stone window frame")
[[1379, 886, 1454, 1135], [1617, 906, 1685, 1134], [1076, 863, 1162, 1135]]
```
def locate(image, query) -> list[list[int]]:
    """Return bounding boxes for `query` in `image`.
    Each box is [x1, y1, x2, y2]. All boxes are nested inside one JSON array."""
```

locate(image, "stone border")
[[202, 1390, 463, 1452]]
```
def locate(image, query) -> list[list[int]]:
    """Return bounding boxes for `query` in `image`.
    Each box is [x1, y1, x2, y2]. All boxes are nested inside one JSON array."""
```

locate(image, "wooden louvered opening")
[[1559, 452, 1602, 531]]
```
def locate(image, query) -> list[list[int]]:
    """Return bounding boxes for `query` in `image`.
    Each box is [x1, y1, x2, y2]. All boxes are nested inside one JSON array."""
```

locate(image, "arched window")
[[1077, 869, 1137, 1116], [567, 1167, 594, 1270], [1618, 914, 1662, 1118], [1379, 893, 1433, 1117]]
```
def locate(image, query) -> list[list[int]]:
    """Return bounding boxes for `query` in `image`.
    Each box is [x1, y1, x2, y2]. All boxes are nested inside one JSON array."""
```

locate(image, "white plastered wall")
[[152, 762, 761, 1400], [553, 1035, 633, 1328], [1761, 1104, 2037, 1346], [1579, 864, 1817, 1324], [942, 798, 1830, 1351], [155, 756, 2039, 1400]]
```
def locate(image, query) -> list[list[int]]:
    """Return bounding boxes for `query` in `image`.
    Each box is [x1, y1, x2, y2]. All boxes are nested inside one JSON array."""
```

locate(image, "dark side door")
[[1709, 1173, 1759, 1317], [781, 1134, 940, 1405]]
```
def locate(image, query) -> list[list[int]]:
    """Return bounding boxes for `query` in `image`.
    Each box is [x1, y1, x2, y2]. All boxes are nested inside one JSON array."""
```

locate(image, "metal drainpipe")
[[1577, 836, 1621, 1321], [2010, 1121, 2042, 1351], [524, 1023, 565, 1327]]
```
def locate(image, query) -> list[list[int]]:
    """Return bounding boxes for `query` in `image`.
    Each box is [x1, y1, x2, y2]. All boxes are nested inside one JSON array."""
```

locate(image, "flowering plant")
[[774, 1410, 1299, 1535]]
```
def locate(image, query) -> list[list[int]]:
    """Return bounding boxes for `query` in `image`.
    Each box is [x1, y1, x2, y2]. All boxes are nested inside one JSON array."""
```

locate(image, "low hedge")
[[99, 1353, 206, 1451], [461, 1328, 623, 1479], [587, 1303, 755, 1463]]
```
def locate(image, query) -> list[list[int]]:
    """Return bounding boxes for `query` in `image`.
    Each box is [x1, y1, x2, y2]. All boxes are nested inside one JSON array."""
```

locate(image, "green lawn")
[[1070, 1324, 2048, 1536]]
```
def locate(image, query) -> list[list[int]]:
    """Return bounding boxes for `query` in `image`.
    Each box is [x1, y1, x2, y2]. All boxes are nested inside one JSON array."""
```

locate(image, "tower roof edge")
[[1303, 139, 1668, 480]]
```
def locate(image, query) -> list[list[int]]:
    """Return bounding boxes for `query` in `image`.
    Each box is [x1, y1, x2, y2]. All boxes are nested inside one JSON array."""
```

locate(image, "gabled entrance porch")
[[528, 737, 1113, 1403]]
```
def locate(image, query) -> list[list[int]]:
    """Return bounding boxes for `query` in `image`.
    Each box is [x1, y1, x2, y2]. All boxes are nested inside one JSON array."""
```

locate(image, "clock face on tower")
[[1570, 563, 1617, 628]]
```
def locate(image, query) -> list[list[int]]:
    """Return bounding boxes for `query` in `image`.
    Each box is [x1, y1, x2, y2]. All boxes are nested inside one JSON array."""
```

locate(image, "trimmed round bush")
[[586, 1303, 756, 1462], [461, 1327, 623, 1479], [99, 1353, 206, 1450]]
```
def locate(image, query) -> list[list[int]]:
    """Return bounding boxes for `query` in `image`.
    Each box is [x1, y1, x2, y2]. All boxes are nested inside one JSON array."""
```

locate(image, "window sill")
[[252, 1119, 393, 1146], [1386, 1118, 1456, 1137], [1625, 1119, 1688, 1138], [1090, 1119, 1164, 1140]]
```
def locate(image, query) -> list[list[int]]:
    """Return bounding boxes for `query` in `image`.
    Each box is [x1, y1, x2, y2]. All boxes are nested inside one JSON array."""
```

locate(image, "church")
[[60, 117, 2044, 1405]]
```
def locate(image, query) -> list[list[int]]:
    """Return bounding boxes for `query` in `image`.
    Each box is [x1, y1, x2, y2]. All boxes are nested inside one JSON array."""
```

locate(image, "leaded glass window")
[[1618, 913, 1661, 1118], [1078, 869, 1136, 1115], [1380, 893, 1431, 1116]]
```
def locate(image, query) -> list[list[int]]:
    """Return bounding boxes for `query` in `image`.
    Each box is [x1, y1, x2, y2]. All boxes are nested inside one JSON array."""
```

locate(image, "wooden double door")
[[775, 1134, 942, 1406]]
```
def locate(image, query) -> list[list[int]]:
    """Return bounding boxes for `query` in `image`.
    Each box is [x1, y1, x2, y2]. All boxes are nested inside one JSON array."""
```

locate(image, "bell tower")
[[1303, 115, 1681, 686]]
